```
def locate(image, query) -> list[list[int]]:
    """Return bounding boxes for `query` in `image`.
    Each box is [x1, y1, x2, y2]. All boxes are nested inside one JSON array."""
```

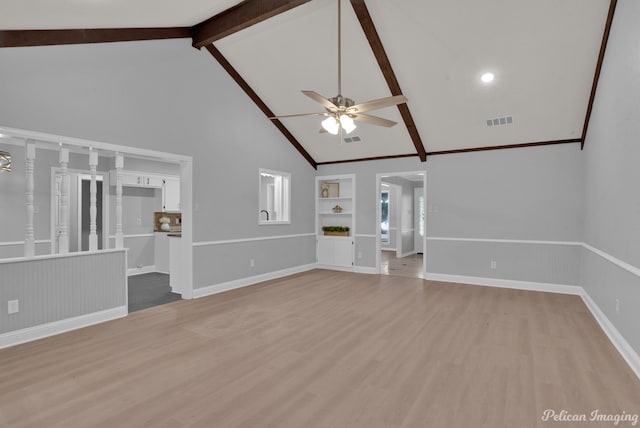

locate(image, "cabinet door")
[[146, 175, 164, 189], [333, 239, 353, 267], [163, 177, 181, 212], [121, 173, 142, 187], [317, 238, 334, 265]]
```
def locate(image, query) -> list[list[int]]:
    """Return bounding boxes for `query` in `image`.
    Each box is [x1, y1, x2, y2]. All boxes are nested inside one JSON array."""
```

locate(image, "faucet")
[[260, 210, 269, 221]]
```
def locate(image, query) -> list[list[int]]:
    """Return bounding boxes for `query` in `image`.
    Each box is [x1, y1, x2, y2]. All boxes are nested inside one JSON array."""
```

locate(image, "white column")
[[24, 142, 36, 257], [58, 146, 70, 254], [115, 152, 124, 249], [88, 148, 99, 251]]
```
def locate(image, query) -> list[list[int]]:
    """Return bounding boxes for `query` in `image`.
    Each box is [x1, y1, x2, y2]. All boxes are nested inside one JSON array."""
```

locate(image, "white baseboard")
[[127, 265, 157, 276], [316, 264, 355, 273], [580, 290, 640, 380], [0, 306, 128, 349], [193, 263, 317, 299], [354, 266, 378, 275], [424, 272, 582, 295], [398, 250, 418, 258]]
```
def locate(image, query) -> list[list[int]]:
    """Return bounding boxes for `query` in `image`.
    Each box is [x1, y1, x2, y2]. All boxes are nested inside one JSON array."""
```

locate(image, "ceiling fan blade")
[[351, 113, 397, 127], [347, 94, 407, 114], [319, 128, 328, 134], [302, 90, 338, 111], [269, 112, 327, 119]]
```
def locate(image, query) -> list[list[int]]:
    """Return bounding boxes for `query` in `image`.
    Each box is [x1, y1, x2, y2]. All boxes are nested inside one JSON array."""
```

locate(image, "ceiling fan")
[[269, 0, 407, 137]]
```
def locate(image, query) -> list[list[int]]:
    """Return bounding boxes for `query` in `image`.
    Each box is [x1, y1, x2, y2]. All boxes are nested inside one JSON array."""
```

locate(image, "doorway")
[[52, 170, 107, 254], [376, 172, 426, 279]]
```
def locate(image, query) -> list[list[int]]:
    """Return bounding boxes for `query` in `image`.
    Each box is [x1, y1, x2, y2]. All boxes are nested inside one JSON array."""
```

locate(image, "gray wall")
[[0, 38, 317, 288], [319, 143, 584, 278], [581, 0, 640, 353]]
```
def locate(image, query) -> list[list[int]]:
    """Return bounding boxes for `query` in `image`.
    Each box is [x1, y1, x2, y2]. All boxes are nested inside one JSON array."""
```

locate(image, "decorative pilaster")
[[89, 148, 99, 251], [58, 146, 70, 254], [115, 152, 124, 249], [24, 142, 36, 257]]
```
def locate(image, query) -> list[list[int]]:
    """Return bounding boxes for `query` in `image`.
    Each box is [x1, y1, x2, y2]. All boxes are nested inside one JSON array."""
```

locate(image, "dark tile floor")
[[128, 272, 181, 313]]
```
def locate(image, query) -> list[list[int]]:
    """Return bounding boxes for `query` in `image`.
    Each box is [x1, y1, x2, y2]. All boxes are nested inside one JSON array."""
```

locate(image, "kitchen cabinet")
[[162, 176, 180, 212], [109, 170, 164, 189]]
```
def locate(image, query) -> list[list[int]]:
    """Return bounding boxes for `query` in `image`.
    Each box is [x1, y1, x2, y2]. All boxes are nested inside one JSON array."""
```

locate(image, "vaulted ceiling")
[[0, 0, 616, 168]]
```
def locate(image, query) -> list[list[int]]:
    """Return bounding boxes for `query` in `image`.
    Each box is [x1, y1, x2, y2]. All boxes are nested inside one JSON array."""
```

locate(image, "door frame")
[[376, 171, 427, 276]]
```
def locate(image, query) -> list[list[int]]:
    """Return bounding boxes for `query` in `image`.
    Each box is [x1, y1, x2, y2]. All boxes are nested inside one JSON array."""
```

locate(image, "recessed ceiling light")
[[481, 72, 495, 83]]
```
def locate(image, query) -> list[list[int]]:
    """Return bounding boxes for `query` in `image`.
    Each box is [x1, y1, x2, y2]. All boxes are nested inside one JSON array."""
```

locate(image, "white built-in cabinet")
[[162, 176, 180, 212], [315, 174, 355, 269], [109, 170, 180, 212], [109, 171, 164, 188]]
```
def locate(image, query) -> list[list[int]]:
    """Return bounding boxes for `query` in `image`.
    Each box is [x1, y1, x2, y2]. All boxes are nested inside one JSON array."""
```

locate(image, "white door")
[[414, 187, 424, 253]]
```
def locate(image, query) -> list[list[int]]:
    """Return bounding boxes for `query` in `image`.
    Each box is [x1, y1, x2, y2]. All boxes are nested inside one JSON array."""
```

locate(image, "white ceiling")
[[1, 0, 612, 164], [0, 0, 239, 29]]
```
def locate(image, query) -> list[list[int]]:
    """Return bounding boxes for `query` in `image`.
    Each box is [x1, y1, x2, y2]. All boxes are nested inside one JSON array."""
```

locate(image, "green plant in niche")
[[322, 226, 350, 232]]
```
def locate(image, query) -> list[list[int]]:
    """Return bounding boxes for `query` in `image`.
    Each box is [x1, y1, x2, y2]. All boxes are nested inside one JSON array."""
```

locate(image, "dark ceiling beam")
[[581, 0, 618, 149], [192, 0, 311, 49], [317, 153, 417, 166], [349, 0, 427, 162], [204, 44, 317, 169], [427, 139, 581, 157], [0, 27, 191, 48]]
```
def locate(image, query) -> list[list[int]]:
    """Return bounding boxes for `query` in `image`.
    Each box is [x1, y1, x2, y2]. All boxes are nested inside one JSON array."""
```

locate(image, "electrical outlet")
[[136, 218, 142, 226], [490, 261, 497, 269], [8, 300, 19, 314], [616, 298, 620, 313], [250, 259, 255, 268]]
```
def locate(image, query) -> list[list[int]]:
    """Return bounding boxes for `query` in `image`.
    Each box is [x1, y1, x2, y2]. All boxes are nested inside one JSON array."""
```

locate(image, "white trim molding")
[[424, 272, 582, 295], [355, 234, 377, 239], [193, 233, 315, 247], [582, 243, 640, 278], [0, 239, 51, 247], [127, 265, 157, 276], [0, 306, 128, 350], [354, 266, 378, 274], [0, 247, 126, 264], [108, 233, 155, 240], [580, 290, 640, 379], [193, 263, 316, 298], [426, 236, 582, 246]]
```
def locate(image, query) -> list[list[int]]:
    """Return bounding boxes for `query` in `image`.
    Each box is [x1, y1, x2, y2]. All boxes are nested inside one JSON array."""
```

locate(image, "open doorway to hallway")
[[377, 172, 426, 280]]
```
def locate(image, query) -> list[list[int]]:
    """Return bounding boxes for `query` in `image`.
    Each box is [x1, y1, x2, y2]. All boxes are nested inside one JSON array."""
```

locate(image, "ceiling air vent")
[[344, 136, 362, 143], [486, 115, 513, 127]]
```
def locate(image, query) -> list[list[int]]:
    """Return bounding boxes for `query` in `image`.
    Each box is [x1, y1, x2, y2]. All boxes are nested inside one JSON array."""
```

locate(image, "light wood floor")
[[380, 251, 424, 279], [1, 270, 639, 428]]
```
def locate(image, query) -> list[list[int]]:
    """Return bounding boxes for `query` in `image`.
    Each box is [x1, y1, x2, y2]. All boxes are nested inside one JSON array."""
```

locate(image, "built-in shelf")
[[316, 174, 355, 270]]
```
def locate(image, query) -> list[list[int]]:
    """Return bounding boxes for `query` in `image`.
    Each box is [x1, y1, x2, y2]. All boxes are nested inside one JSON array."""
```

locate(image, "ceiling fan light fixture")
[[481, 72, 495, 83], [340, 114, 356, 134], [322, 116, 340, 135]]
